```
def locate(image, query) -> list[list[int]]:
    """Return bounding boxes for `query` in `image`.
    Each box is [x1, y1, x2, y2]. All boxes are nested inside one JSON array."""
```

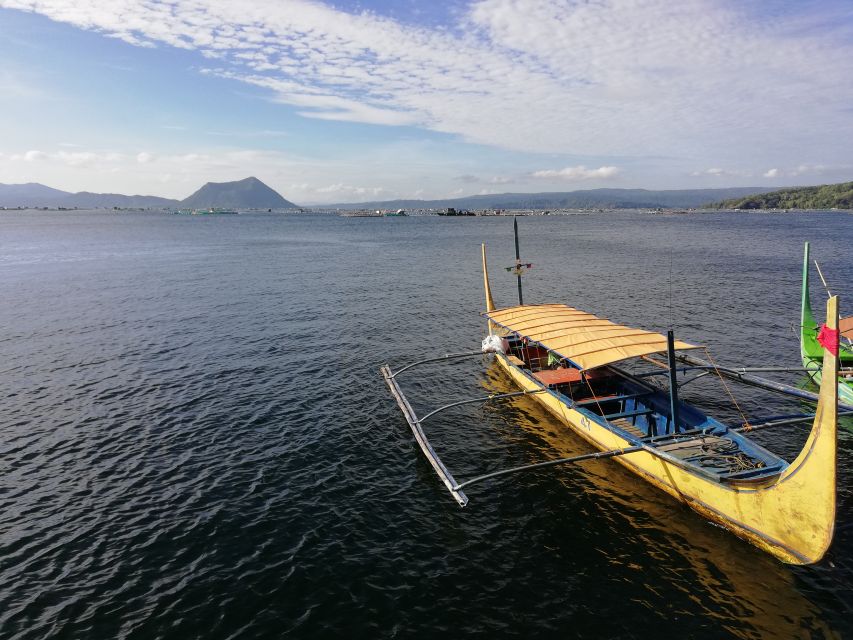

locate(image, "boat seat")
[[533, 367, 610, 388], [533, 368, 584, 386], [610, 417, 646, 439], [574, 391, 652, 407], [603, 408, 655, 421], [506, 355, 525, 367]]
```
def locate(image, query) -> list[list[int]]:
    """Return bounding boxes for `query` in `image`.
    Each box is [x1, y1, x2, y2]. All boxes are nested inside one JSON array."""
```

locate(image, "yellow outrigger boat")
[[383, 225, 840, 565]]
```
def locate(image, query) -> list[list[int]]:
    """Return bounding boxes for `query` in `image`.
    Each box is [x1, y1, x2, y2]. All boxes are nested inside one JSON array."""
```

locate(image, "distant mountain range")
[[0, 177, 297, 209], [322, 187, 778, 211], [9, 180, 837, 211]]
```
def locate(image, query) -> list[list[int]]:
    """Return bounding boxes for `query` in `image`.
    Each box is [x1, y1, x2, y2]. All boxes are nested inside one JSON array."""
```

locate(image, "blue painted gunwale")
[[494, 351, 789, 485]]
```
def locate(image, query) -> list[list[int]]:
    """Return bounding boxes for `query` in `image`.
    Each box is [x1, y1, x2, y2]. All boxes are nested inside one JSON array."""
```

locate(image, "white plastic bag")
[[481, 334, 507, 354]]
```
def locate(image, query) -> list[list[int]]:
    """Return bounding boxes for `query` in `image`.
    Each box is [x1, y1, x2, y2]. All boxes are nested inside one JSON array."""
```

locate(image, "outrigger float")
[[382, 220, 843, 565]]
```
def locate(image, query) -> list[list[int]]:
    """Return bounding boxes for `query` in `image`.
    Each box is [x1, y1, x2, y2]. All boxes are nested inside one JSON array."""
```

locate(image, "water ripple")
[[0, 210, 850, 639]]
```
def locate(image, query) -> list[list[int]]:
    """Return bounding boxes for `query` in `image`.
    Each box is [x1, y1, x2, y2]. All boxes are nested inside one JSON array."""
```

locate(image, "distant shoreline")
[[2, 206, 849, 216]]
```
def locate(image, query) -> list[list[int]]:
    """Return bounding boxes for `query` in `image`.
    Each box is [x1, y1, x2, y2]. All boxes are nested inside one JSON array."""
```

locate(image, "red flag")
[[817, 324, 839, 356]]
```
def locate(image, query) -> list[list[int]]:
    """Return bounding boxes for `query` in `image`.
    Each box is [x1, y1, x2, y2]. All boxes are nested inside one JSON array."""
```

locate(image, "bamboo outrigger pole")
[[676, 352, 853, 412]]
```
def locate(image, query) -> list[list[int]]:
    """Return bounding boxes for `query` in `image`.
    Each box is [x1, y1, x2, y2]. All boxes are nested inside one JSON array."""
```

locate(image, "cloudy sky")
[[1, 0, 851, 204]]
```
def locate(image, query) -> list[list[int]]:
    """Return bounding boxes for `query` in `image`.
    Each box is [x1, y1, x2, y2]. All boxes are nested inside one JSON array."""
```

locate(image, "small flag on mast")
[[505, 263, 533, 275], [817, 324, 839, 356]]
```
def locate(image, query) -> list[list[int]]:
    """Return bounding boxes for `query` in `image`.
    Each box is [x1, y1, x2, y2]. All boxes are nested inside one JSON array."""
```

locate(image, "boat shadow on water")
[[469, 362, 842, 639]]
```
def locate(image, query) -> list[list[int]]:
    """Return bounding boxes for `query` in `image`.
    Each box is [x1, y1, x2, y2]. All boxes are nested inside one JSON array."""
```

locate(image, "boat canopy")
[[484, 303, 701, 370]]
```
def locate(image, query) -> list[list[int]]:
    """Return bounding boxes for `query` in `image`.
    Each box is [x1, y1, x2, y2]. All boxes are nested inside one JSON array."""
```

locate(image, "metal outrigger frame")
[[382, 348, 851, 506], [380, 350, 548, 506]]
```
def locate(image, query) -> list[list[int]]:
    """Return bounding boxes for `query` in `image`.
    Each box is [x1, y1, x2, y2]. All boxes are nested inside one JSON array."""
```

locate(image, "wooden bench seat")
[[532, 367, 609, 387]]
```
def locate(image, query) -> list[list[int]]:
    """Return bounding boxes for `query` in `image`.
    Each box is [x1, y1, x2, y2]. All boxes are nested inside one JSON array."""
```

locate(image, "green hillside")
[[709, 181, 853, 209]]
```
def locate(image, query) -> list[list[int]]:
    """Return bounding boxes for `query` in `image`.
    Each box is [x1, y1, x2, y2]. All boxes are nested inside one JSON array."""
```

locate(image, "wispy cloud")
[[3, 0, 851, 164], [205, 129, 290, 138], [13, 149, 119, 167], [531, 165, 619, 180], [454, 173, 514, 184], [23, 150, 47, 162], [0, 68, 45, 98], [691, 163, 850, 180], [690, 167, 737, 178], [314, 183, 386, 197]]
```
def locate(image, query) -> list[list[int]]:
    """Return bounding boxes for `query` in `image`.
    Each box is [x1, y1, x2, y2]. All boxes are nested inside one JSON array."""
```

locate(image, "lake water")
[[1, 209, 851, 639]]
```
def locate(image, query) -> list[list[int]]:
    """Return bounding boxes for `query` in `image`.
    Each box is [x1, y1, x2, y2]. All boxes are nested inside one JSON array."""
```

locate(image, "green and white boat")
[[801, 242, 853, 405]]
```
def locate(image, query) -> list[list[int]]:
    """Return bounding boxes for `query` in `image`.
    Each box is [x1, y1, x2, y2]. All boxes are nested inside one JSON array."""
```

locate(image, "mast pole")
[[667, 329, 681, 433], [514, 216, 523, 306]]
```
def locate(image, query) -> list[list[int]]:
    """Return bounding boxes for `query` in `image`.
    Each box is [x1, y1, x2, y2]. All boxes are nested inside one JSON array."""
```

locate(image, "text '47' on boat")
[[382, 220, 841, 565]]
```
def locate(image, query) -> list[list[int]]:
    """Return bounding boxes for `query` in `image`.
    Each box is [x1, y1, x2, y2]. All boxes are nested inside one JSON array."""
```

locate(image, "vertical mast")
[[514, 216, 523, 306], [666, 329, 681, 433]]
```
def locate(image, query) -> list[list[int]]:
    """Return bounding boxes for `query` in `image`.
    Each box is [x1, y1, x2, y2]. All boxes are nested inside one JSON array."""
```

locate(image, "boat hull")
[[494, 339, 836, 565]]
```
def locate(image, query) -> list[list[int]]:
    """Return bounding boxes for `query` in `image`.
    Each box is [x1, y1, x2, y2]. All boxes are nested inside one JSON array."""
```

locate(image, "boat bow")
[[767, 294, 838, 563]]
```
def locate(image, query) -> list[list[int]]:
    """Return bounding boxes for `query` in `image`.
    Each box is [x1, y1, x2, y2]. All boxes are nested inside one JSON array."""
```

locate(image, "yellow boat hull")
[[492, 297, 839, 565]]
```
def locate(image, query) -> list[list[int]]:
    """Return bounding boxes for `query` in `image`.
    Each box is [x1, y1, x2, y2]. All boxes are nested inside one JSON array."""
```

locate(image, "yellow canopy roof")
[[485, 303, 701, 370]]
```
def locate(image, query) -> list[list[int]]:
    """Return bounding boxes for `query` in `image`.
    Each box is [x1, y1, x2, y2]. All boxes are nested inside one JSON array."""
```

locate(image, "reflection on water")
[[478, 362, 835, 639]]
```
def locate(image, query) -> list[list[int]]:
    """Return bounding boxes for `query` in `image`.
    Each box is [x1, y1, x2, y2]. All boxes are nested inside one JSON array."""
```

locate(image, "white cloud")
[[454, 174, 514, 185], [137, 152, 154, 163], [790, 164, 830, 176], [3, 0, 851, 164], [764, 168, 779, 178], [56, 151, 104, 166], [206, 129, 289, 137], [690, 167, 731, 177], [314, 183, 385, 197], [24, 150, 46, 162], [531, 165, 619, 180]]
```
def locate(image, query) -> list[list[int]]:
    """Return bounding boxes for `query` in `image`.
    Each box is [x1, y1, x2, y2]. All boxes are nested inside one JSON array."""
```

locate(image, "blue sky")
[[1, 0, 852, 204]]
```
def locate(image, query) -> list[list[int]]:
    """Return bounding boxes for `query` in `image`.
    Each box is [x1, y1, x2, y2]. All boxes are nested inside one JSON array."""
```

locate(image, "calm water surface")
[[1, 210, 852, 639]]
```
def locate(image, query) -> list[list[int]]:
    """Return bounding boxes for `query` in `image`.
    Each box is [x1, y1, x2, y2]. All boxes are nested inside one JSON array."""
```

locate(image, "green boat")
[[801, 242, 853, 405]]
